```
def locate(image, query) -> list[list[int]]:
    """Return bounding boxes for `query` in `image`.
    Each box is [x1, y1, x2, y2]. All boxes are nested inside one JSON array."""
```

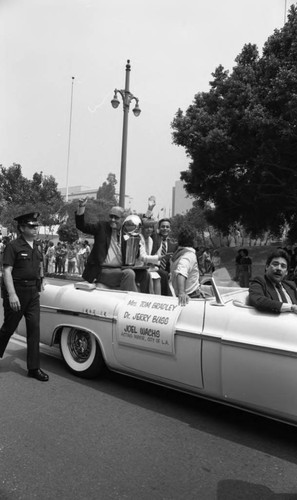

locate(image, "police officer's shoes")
[[28, 369, 49, 382]]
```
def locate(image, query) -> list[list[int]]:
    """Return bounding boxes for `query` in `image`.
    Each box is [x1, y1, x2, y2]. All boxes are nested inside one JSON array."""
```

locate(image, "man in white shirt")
[[171, 226, 201, 306]]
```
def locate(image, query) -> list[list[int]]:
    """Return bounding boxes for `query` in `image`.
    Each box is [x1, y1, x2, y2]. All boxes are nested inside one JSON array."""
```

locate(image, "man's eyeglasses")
[[109, 214, 120, 221]]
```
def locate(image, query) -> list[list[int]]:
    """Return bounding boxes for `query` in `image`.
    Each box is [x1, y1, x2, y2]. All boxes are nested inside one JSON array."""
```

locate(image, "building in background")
[[59, 186, 97, 201], [59, 183, 194, 217], [59, 186, 135, 211], [172, 180, 194, 216]]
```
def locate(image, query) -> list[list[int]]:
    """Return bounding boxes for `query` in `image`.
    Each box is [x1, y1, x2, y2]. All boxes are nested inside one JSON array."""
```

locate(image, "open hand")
[[78, 197, 88, 208], [148, 196, 156, 210]]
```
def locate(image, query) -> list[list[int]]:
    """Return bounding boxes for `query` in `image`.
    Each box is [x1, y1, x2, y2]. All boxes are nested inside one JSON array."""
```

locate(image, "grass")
[[214, 245, 281, 280]]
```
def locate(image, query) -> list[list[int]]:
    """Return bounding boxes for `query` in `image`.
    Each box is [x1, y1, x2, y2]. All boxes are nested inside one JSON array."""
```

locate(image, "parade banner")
[[116, 296, 181, 354]]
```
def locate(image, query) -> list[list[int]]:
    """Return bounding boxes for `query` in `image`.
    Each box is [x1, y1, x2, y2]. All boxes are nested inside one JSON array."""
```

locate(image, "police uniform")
[[0, 212, 49, 381]]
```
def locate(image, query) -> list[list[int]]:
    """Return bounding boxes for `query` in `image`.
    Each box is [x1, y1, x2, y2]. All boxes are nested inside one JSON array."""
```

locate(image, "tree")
[[96, 173, 118, 210], [171, 5, 297, 238], [57, 223, 79, 244], [57, 174, 120, 238], [170, 203, 210, 246], [0, 164, 64, 231]]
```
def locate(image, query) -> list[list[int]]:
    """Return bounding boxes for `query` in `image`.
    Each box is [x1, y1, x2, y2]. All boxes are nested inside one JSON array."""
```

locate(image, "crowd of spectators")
[[0, 235, 92, 278], [41, 239, 91, 276]]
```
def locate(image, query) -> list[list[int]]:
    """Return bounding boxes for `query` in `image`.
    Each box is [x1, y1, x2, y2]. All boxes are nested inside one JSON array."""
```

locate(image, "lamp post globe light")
[[111, 59, 141, 208]]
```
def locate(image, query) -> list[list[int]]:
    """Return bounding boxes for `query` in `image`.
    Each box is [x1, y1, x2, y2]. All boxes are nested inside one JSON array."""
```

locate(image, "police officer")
[[0, 212, 49, 381]]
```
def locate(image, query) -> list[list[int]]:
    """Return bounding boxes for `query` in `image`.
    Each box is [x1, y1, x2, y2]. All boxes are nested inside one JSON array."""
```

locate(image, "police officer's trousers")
[[0, 284, 40, 370]]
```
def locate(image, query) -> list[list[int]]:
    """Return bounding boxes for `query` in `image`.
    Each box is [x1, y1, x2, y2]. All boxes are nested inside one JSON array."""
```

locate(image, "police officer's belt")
[[13, 279, 40, 286]]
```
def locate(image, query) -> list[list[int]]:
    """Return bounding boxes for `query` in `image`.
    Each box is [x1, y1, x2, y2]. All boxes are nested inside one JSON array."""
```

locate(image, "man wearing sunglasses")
[[0, 212, 49, 381], [76, 198, 149, 291]]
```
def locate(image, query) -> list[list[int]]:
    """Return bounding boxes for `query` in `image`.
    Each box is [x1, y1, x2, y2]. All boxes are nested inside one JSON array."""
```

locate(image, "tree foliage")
[[57, 223, 79, 243], [0, 164, 64, 230], [96, 173, 118, 210], [171, 5, 297, 239], [170, 203, 209, 245]]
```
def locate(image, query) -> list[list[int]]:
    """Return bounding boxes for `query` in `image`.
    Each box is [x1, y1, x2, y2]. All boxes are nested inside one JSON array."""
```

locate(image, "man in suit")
[[75, 199, 149, 292], [151, 218, 177, 295], [249, 249, 297, 314]]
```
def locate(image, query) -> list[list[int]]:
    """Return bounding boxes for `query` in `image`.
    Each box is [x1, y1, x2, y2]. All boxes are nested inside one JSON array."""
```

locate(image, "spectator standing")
[[43, 238, 50, 274], [234, 249, 243, 281], [202, 248, 212, 274], [238, 248, 252, 287], [77, 242, 88, 275], [0, 238, 4, 272], [58, 243, 67, 274], [211, 250, 221, 272], [45, 241, 55, 275], [67, 244, 77, 275], [55, 242, 63, 274]]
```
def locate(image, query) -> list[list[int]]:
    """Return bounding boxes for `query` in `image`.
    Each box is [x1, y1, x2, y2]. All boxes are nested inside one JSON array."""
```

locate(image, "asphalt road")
[[1, 334, 297, 500]]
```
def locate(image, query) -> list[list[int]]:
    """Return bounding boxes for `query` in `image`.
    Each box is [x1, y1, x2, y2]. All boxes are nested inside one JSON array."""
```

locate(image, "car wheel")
[[60, 327, 104, 379]]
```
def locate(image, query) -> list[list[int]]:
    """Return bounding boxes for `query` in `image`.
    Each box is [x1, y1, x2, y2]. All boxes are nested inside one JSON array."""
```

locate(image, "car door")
[[219, 300, 297, 421], [112, 294, 205, 389]]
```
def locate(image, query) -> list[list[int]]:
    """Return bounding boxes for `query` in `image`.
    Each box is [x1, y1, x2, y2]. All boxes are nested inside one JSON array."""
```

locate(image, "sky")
[[0, 0, 289, 216]]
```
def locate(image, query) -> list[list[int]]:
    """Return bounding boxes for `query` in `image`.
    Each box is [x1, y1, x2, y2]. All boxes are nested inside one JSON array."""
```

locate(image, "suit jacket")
[[75, 213, 113, 282], [151, 234, 177, 273], [249, 275, 297, 313], [75, 213, 141, 283]]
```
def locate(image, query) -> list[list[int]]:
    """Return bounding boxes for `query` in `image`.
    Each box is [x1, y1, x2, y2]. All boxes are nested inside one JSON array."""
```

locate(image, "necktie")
[[275, 283, 288, 303], [160, 239, 167, 270]]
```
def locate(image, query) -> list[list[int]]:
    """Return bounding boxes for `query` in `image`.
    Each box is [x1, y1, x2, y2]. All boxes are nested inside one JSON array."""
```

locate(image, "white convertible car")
[[16, 279, 297, 425]]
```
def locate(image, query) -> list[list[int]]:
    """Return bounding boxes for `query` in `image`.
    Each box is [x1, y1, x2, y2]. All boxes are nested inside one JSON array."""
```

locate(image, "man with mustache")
[[249, 249, 297, 313]]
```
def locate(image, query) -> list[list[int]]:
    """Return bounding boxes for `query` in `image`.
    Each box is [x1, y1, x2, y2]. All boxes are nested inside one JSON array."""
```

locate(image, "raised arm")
[[75, 197, 101, 235]]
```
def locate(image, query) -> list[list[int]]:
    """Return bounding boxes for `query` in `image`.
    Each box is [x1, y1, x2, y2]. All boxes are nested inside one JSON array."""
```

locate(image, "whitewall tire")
[[60, 327, 104, 379]]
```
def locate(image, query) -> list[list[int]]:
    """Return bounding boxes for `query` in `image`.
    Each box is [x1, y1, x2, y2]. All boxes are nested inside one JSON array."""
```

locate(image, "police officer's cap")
[[14, 212, 40, 226]]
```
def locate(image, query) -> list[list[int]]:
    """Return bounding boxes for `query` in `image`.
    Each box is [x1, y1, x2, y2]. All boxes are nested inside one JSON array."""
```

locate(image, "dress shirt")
[[274, 283, 292, 304], [171, 247, 200, 295], [103, 230, 122, 267]]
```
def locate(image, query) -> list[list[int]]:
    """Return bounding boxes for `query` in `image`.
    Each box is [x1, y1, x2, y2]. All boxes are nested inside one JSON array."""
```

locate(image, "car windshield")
[[211, 267, 238, 287], [201, 268, 239, 287], [200, 270, 242, 306]]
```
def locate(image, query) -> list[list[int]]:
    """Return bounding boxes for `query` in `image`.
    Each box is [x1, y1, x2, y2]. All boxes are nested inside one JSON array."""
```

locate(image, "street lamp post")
[[111, 60, 141, 208], [66, 76, 75, 203]]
